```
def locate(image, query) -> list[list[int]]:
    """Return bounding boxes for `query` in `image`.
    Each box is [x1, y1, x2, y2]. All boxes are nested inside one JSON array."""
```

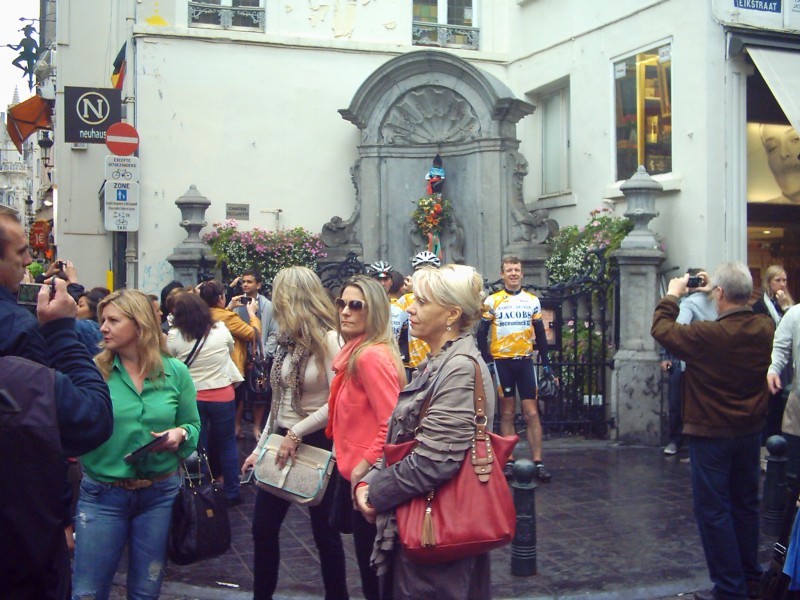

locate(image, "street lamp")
[[38, 131, 53, 167], [24, 195, 34, 235]]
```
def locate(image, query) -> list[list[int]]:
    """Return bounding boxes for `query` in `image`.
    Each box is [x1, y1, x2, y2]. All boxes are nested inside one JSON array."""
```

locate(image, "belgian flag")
[[111, 43, 126, 89]]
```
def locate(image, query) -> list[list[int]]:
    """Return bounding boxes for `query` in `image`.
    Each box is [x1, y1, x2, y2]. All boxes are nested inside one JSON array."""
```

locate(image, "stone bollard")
[[511, 459, 538, 576], [763, 435, 788, 537]]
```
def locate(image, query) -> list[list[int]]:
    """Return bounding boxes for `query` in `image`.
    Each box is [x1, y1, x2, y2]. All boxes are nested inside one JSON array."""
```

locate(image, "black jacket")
[[0, 285, 112, 599], [0, 285, 113, 455]]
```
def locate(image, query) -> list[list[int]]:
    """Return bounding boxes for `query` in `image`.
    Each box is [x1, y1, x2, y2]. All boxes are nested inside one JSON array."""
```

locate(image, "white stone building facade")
[[48, 0, 800, 294]]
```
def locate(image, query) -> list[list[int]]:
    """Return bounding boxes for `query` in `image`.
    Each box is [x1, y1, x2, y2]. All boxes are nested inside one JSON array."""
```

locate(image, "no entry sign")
[[105, 122, 139, 156]]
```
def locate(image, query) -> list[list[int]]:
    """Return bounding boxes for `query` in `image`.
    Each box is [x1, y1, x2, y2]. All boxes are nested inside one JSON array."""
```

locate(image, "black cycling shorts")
[[494, 357, 538, 400]]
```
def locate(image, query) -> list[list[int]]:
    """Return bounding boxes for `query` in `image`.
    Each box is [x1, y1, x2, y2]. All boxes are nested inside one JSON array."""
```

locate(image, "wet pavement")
[[106, 437, 776, 599]]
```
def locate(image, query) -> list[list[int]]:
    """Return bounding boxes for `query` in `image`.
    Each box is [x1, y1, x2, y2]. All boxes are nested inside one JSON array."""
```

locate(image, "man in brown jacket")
[[651, 262, 774, 600]]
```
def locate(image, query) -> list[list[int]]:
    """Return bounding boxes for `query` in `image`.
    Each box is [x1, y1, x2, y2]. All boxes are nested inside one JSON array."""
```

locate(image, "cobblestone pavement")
[[103, 438, 775, 599]]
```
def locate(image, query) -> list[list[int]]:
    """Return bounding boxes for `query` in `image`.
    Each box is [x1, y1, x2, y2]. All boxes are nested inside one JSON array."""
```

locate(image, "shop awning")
[[748, 46, 800, 134], [5, 94, 52, 154]]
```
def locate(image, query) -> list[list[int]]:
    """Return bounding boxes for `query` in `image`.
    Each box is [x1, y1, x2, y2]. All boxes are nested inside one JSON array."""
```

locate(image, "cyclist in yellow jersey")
[[397, 251, 440, 381], [478, 256, 553, 482]]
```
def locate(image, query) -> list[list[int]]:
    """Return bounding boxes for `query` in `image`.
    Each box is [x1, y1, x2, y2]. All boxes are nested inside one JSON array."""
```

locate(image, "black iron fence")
[[488, 250, 618, 438], [317, 252, 368, 296]]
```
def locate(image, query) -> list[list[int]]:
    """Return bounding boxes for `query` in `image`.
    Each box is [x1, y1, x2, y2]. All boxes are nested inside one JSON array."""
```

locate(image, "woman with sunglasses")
[[241, 266, 349, 600], [326, 275, 405, 600]]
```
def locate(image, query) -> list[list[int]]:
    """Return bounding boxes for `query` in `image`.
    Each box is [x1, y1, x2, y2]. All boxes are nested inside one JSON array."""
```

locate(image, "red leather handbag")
[[383, 355, 517, 564]]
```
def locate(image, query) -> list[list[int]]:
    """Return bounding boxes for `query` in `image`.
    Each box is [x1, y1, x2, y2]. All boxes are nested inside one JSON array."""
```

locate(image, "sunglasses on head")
[[335, 298, 365, 311]]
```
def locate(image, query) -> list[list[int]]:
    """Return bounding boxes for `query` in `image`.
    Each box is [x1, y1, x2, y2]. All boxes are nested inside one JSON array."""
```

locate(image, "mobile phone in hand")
[[240, 468, 255, 484], [123, 433, 169, 464]]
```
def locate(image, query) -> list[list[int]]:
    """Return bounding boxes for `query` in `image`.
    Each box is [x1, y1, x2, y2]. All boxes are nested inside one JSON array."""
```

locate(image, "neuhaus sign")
[[64, 87, 121, 144]]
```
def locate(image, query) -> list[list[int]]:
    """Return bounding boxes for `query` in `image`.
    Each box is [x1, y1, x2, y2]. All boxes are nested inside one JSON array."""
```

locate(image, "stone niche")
[[323, 50, 556, 281]]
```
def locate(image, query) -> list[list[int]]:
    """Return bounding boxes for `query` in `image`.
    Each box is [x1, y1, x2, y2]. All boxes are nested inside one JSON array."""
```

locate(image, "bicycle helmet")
[[369, 260, 393, 277], [411, 251, 441, 269]]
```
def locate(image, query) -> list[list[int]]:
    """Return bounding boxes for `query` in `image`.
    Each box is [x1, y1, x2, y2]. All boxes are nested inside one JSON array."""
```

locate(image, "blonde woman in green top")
[[72, 289, 201, 600]]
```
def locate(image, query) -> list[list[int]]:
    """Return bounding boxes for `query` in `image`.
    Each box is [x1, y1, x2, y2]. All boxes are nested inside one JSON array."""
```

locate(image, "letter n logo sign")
[[76, 91, 111, 125]]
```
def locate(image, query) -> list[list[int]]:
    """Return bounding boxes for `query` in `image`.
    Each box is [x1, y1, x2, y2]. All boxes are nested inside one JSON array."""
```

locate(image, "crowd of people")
[[1, 198, 557, 600], [7, 191, 800, 599]]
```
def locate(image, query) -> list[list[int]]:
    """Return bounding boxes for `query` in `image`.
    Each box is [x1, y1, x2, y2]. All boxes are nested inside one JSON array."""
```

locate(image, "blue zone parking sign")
[[104, 181, 140, 231]]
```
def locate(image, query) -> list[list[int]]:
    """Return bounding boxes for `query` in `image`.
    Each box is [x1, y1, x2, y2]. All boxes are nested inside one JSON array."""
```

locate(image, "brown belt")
[[108, 471, 176, 490]]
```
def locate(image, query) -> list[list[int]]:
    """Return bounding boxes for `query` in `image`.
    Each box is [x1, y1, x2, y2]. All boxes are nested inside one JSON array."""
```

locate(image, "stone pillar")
[[610, 167, 665, 445], [166, 185, 215, 285]]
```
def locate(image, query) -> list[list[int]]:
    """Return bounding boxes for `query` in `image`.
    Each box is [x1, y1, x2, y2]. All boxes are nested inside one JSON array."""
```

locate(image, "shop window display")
[[614, 45, 672, 182]]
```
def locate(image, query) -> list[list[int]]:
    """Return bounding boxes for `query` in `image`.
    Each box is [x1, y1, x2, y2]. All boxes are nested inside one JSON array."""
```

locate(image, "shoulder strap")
[[415, 354, 493, 481], [461, 355, 487, 441], [184, 331, 209, 368], [249, 334, 266, 360]]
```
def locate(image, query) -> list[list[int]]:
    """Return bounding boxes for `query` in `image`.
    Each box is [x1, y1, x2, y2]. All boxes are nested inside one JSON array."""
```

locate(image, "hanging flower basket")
[[545, 208, 634, 285], [203, 220, 326, 285]]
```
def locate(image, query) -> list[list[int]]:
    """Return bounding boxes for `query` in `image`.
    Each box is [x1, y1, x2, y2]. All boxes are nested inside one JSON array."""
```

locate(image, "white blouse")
[[167, 321, 236, 391], [274, 329, 342, 438]]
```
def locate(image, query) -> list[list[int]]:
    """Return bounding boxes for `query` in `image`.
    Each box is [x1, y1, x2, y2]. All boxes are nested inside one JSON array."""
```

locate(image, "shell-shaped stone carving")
[[381, 87, 480, 145]]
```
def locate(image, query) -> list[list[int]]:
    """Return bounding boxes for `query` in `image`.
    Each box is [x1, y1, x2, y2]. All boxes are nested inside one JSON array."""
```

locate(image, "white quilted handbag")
[[253, 434, 335, 506]]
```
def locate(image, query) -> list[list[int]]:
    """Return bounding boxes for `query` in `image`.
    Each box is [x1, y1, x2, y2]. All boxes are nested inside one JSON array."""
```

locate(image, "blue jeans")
[[72, 474, 180, 600], [689, 432, 762, 600], [197, 399, 240, 501]]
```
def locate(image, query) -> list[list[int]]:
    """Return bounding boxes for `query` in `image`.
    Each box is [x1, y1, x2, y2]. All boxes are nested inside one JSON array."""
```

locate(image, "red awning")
[[6, 95, 53, 153]]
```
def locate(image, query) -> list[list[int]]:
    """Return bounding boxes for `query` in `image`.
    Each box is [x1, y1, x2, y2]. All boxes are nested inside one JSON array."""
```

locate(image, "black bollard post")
[[511, 458, 537, 576], [763, 435, 788, 537]]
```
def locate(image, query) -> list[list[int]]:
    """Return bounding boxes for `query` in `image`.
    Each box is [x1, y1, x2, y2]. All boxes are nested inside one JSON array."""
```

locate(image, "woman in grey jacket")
[[355, 264, 495, 599]]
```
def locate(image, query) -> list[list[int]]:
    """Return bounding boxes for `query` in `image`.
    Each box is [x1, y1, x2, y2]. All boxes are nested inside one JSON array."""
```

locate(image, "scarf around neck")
[[269, 330, 311, 422]]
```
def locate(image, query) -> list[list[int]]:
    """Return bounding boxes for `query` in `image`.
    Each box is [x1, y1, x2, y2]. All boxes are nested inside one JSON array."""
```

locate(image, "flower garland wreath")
[[411, 196, 453, 256]]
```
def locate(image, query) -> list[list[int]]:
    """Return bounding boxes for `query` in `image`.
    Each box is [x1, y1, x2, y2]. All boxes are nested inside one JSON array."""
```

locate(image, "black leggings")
[[251, 430, 348, 600], [330, 473, 387, 600], [352, 499, 382, 600]]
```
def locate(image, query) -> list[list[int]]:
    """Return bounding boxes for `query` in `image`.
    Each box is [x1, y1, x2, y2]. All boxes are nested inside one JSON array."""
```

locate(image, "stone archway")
[[322, 50, 556, 279]]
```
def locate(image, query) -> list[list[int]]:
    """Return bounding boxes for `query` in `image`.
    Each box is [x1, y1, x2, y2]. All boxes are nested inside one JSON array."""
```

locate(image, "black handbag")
[[247, 338, 271, 395], [168, 454, 231, 566]]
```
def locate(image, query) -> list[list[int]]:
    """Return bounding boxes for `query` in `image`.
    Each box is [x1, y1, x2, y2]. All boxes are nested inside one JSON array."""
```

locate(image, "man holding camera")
[[651, 263, 773, 600], [0, 210, 112, 598]]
